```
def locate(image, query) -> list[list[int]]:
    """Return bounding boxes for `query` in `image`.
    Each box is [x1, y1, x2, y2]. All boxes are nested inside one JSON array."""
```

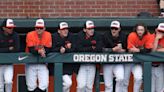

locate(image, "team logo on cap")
[[59, 22, 68, 29], [111, 21, 120, 28], [35, 19, 45, 28], [6, 19, 15, 28], [160, 25, 164, 28], [86, 20, 95, 29], [9, 22, 13, 24], [157, 23, 164, 32]]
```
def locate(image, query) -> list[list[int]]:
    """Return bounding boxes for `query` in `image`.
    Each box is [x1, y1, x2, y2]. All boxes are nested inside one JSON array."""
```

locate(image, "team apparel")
[[0, 25, 19, 92], [123, 32, 153, 92], [76, 31, 102, 92], [152, 33, 164, 92], [26, 30, 52, 91], [102, 31, 127, 92], [52, 32, 79, 92]]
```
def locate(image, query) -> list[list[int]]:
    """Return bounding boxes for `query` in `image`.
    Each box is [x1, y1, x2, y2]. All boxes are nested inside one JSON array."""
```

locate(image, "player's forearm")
[[78, 47, 93, 52], [153, 38, 159, 51], [44, 47, 51, 54], [51, 46, 60, 52], [156, 48, 164, 52], [0, 47, 10, 53], [65, 48, 75, 53], [29, 47, 38, 55], [140, 48, 151, 53]]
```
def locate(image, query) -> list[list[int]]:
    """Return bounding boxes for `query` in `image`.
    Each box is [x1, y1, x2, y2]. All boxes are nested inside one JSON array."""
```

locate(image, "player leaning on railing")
[[102, 20, 127, 92], [76, 20, 102, 92], [51, 22, 79, 92], [25, 19, 52, 92], [152, 23, 164, 92], [0, 19, 20, 92]]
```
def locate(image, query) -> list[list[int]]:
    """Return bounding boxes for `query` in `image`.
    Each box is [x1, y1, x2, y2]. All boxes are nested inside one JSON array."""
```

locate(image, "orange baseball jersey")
[[127, 32, 154, 49], [157, 36, 164, 48], [26, 30, 52, 52], [152, 33, 163, 65], [151, 33, 164, 49]]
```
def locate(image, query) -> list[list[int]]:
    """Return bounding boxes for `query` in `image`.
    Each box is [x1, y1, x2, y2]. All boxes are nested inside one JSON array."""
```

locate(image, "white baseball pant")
[[103, 64, 124, 92], [77, 64, 96, 92], [151, 64, 164, 92], [122, 64, 142, 92], [63, 75, 72, 92], [0, 65, 13, 92], [25, 64, 49, 91]]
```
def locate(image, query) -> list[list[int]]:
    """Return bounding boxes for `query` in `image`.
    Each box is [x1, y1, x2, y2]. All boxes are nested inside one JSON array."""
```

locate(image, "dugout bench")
[[0, 17, 164, 92]]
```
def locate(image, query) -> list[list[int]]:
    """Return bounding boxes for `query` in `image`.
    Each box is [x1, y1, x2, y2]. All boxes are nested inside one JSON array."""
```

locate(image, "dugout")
[[0, 17, 163, 51], [0, 17, 164, 92]]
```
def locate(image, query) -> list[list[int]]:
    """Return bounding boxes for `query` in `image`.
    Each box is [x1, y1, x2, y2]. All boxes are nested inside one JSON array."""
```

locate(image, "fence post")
[[143, 62, 151, 92], [95, 66, 100, 92], [54, 63, 63, 92]]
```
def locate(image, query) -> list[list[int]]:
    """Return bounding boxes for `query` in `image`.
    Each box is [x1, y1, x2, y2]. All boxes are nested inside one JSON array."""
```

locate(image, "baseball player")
[[25, 19, 52, 92], [102, 20, 127, 92], [123, 23, 153, 92], [51, 22, 79, 92], [151, 23, 164, 92], [0, 19, 19, 92], [76, 20, 102, 92]]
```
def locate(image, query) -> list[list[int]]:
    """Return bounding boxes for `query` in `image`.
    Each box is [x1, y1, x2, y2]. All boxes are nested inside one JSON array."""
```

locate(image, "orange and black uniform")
[[156, 35, 164, 48], [152, 33, 163, 66], [103, 31, 127, 52], [77, 31, 102, 52], [127, 32, 153, 53], [51, 32, 79, 75], [0, 30, 20, 53], [26, 30, 52, 54]]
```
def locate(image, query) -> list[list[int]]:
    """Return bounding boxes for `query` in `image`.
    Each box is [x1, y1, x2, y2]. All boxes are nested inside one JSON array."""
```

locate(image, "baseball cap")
[[157, 23, 164, 32], [35, 19, 45, 28], [110, 21, 120, 28], [59, 22, 68, 30], [2, 19, 16, 28], [85, 20, 95, 29]]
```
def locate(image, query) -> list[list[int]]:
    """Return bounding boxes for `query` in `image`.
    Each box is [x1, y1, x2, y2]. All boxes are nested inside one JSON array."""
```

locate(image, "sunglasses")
[[158, 30, 164, 33], [36, 27, 44, 30], [6, 27, 14, 29], [111, 27, 119, 30]]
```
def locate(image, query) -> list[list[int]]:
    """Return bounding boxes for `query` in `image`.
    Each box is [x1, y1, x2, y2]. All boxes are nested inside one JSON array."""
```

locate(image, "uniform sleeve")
[[94, 34, 103, 52], [122, 33, 128, 50], [102, 33, 113, 52], [28, 47, 38, 55], [51, 34, 61, 52], [127, 33, 136, 49], [76, 35, 93, 52], [26, 32, 38, 54], [12, 33, 20, 52], [26, 33, 34, 47], [0, 47, 10, 53], [45, 33, 52, 48], [0, 33, 20, 53], [145, 34, 155, 49], [44, 33, 52, 54], [77, 41, 93, 52], [65, 35, 76, 53]]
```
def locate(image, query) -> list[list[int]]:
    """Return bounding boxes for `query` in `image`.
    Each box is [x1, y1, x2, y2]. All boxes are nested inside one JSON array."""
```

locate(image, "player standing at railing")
[[124, 23, 154, 92], [25, 19, 52, 92], [152, 23, 164, 92], [51, 22, 79, 92], [102, 20, 127, 92], [76, 20, 102, 92], [0, 19, 20, 92]]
